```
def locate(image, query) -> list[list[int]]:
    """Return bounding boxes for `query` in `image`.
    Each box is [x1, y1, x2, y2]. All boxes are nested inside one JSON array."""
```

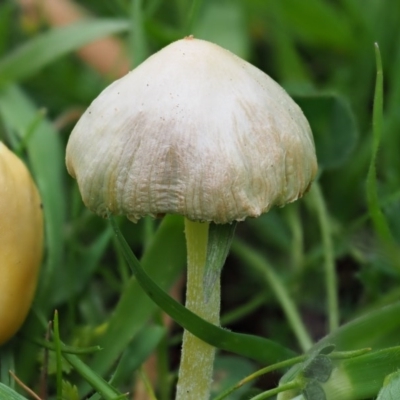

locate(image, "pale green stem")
[[176, 219, 219, 400], [309, 183, 339, 332]]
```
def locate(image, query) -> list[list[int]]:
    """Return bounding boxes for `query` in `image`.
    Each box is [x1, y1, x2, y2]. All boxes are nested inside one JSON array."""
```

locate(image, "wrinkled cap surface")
[[66, 37, 317, 224]]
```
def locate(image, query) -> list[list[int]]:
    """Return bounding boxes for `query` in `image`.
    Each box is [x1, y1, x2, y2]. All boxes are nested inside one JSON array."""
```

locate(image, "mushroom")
[[0, 142, 43, 345], [66, 36, 317, 399]]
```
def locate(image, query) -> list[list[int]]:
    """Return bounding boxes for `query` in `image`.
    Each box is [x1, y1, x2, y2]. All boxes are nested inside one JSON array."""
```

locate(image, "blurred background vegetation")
[[0, 0, 400, 399]]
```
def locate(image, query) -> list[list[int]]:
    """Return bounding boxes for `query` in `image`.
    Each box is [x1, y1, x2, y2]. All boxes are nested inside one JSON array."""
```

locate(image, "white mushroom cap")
[[66, 37, 317, 224]]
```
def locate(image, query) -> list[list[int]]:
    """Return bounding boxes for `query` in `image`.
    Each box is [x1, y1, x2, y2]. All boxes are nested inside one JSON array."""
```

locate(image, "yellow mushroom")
[[0, 142, 43, 345]]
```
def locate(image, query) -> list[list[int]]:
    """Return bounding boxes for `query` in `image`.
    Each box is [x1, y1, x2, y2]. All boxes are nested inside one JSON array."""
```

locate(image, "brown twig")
[[9, 370, 43, 400]]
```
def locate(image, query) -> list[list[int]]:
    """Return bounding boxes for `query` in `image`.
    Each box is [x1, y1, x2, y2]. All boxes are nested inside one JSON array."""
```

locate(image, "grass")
[[1, 0, 400, 399]]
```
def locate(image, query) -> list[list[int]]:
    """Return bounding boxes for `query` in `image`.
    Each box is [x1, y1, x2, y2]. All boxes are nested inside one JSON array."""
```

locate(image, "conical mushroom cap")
[[66, 37, 317, 224]]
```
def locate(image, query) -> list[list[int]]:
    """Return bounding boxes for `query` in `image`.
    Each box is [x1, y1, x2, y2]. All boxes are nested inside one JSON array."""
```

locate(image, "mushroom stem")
[[176, 219, 220, 400]]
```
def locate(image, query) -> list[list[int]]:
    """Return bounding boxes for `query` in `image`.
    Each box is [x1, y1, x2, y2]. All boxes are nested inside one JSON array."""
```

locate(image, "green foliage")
[[0, 19, 130, 85], [294, 94, 358, 170], [62, 380, 80, 400], [377, 370, 400, 400], [111, 216, 296, 364], [211, 356, 256, 399], [0, 0, 399, 399], [0, 384, 29, 400]]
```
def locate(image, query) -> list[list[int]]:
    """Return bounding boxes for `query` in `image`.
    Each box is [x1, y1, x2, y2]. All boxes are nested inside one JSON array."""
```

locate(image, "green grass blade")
[[232, 239, 313, 352], [307, 183, 338, 333], [367, 43, 388, 237], [186, 0, 203, 34], [63, 353, 124, 400], [53, 225, 114, 305], [317, 302, 400, 352], [192, 0, 249, 58], [110, 216, 297, 364], [110, 325, 166, 387], [0, 85, 66, 306], [53, 311, 63, 400], [366, 43, 400, 270], [0, 2, 14, 56], [250, 381, 300, 400], [0, 344, 14, 387], [0, 19, 129, 85], [26, 310, 124, 400], [80, 215, 186, 396], [0, 85, 66, 385], [268, 2, 310, 85], [0, 384, 29, 400], [24, 336, 102, 355], [131, 0, 148, 66]]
